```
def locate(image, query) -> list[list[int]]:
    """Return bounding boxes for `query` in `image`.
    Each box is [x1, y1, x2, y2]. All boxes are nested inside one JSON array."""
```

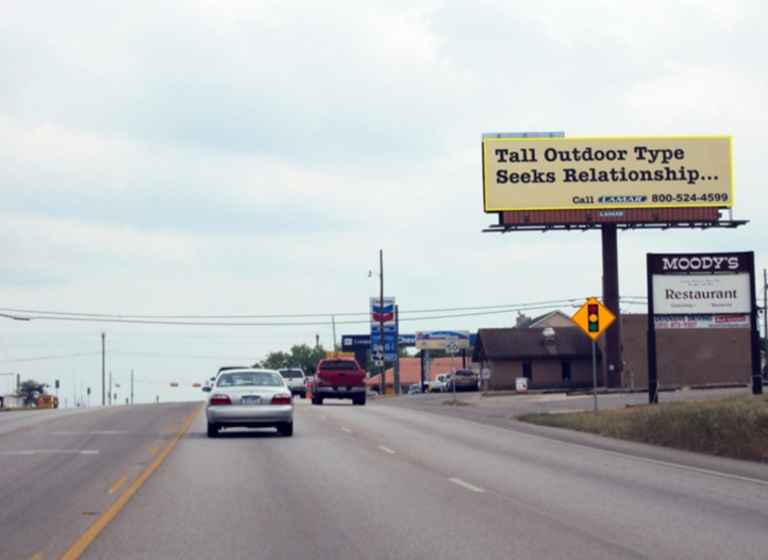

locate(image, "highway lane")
[[73, 397, 768, 560], [0, 402, 200, 560]]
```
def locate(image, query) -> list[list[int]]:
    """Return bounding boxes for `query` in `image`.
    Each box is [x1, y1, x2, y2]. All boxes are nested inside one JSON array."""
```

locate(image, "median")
[[517, 394, 768, 463]]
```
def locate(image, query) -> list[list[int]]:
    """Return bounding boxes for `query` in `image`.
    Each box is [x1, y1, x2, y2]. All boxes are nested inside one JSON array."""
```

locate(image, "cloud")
[[625, 65, 768, 131]]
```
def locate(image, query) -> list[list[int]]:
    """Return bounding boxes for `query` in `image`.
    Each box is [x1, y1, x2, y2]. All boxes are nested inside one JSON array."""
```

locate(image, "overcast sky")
[[1, 0, 766, 404]]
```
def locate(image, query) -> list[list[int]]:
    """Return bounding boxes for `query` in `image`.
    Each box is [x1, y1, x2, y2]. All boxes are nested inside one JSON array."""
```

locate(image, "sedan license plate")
[[241, 395, 261, 405]]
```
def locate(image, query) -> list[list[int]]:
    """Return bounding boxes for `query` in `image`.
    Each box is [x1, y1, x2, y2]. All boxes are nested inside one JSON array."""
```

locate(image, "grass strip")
[[518, 394, 768, 463]]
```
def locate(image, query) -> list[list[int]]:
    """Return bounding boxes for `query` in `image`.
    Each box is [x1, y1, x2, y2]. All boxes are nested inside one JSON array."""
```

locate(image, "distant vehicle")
[[430, 373, 451, 393], [366, 390, 378, 397], [446, 369, 479, 392], [203, 368, 293, 438], [278, 368, 307, 398], [36, 394, 58, 409], [407, 383, 425, 394], [311, 358, 367, 405], [209, 365, 250, 386]]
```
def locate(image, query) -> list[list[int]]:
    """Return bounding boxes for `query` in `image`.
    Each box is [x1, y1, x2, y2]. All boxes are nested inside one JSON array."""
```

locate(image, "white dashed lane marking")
[[449, 478, 485, 493]]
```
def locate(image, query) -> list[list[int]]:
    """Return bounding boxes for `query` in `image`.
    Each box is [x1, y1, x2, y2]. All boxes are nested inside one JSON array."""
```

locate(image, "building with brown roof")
[[473, 327, 599, 391]]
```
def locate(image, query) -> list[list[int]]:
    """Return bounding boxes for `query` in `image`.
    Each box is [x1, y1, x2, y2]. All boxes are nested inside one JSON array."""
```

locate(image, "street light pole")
[[379, 249, 385, 396], [101, 332, 105, 406]]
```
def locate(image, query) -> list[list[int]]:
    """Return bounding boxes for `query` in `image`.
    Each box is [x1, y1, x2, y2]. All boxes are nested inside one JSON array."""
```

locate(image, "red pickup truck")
[[311, 358, 367, 406]]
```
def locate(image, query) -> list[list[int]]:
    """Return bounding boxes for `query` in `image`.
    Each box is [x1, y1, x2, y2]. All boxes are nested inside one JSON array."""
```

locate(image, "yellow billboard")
[[482, 136, 732, 211]]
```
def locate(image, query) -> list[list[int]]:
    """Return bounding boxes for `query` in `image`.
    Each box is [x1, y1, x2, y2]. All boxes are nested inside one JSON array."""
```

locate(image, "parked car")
[[408, 383, 425, 394], [430, 373, 452, 393], [278, 368, 307, 398], [446, 369, 479, 392], [203, 368, 293, 438], [311, 358, 367, 405]]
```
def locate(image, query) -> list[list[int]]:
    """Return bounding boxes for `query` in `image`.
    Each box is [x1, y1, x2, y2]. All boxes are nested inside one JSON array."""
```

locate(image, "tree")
[[254, 344, 327, 374], [16, 380, 49, 407]]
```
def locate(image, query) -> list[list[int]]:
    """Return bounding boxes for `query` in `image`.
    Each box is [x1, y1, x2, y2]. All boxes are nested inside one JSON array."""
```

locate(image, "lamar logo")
[[661, 256, 739, 271]]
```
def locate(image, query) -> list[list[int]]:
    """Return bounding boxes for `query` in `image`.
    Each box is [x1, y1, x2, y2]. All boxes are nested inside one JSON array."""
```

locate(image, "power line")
[[0, 296, 646, 327]]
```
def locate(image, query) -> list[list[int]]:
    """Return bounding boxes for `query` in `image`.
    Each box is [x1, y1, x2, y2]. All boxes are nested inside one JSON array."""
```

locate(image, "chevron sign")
[[370, 297, 396, 325]]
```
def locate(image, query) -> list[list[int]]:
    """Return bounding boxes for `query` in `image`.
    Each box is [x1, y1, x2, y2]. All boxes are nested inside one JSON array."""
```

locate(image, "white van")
[[278, 368, 307, 398]]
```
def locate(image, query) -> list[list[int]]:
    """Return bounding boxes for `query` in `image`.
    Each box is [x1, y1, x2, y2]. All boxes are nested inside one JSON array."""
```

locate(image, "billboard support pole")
[[749, 255, 763, 395], [601, 224, 622, 388]]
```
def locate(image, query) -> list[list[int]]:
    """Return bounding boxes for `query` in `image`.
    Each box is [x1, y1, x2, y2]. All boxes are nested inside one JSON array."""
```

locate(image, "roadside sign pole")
[[571, 297, 616, 415], [592, 340, 597, 415], [451, 353, 456, 401], [446, 336, 459, 401]]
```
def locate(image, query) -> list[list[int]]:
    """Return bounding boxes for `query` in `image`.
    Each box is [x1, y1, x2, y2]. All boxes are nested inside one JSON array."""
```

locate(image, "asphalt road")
[[0, 403, 200, 560], [2, 390, 767, 560]]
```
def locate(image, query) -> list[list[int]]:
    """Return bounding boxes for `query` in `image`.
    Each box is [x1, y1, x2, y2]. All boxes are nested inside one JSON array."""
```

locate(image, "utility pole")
[[332, 316, 337, 356], [394, 304, 401, 394], [108, 371, 112, 405], [101, 332, 105, 406]]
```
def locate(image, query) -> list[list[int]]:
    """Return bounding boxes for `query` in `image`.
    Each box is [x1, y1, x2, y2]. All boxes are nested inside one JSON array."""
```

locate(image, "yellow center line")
[[149, 445, 160, 455], [58, 403, 203, 560], [107, 477, 129, 494]]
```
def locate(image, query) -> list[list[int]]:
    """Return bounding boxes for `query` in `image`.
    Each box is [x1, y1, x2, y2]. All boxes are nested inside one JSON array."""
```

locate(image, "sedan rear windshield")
[[279, 369, 304, 379], [319, 360, 358, 370], [217, 373, 283, 387]]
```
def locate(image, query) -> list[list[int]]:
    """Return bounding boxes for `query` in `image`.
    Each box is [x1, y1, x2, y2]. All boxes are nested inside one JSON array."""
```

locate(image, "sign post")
[[572, 297, 616, 414], [446, 336, 459, 400]]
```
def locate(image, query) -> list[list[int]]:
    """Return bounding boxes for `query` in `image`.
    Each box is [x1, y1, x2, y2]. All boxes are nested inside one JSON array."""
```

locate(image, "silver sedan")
[[203, 369, 294, 438]]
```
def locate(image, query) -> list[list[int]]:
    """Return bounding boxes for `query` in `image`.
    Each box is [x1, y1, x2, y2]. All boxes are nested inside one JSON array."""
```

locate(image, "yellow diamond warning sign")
[[571, 297, 616, 340]]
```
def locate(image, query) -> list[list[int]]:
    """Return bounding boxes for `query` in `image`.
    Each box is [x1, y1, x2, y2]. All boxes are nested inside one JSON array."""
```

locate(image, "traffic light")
[[55, 379, 60, 389], [588, 304, 599, 333]]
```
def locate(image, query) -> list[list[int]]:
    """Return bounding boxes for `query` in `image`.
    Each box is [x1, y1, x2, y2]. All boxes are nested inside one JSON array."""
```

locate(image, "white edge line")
[[1, 450, 100, 456], [450, 477, 485, 493], [379, 446, 396, 454], [447, 414, 768, 487], [342, 427, 352, 433]]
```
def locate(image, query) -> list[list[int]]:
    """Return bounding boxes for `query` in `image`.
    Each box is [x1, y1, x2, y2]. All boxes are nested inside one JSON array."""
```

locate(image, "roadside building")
[[473, 326, 598, 391], [367, 357, 470, 393], [620, 313, 751, 390], [472, 311, 752, 391]]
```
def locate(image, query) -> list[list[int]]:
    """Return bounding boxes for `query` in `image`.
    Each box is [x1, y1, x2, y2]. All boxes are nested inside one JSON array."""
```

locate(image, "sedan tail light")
[[270, 394, 292, 405], [210, 394, 232, 406]]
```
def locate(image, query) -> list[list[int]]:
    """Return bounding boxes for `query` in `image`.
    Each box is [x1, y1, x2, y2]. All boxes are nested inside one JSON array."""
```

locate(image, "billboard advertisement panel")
[[648, 252, 753, 315], [415, 331, 471, 350], [482, 136, 732, 211]]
